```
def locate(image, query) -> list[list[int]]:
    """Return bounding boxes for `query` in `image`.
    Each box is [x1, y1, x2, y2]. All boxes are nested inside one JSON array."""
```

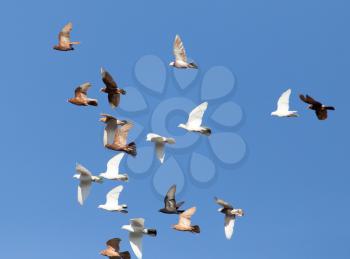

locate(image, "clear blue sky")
[[0, 0, 349, 258]]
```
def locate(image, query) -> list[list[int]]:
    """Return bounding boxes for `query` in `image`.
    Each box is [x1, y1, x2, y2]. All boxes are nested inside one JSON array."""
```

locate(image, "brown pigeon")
[[172, 207, 200, 233], [68, 82, 98, 106], [105, 122, 137, 157], [299, 94, 335, 120], [100, 238, 131, 259], [100, 68, 126, 108], [100, 114, 127, 146], [53, 22, 80, 51]]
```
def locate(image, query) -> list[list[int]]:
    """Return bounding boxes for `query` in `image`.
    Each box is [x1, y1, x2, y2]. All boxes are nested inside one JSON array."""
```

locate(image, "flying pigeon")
[[98, 185, 128, 213], [105, 122, 137, 157], [271, 89, 299, 117], [172, 207, 200, 233], [68, 82, 98, 106], [299, 94, 335, 120], [169, 35, 198, 69], [100, 114, 128, 147], [100, 238, 131, 259], [146, 133, 175, 163], [215, 197, 244, 240], [53, 22, 80, 51], [159, 184, 185, 214], [178, 102, 211, 136], [100, 68, 126, 108], [122, 218, 157, 259], [73, 163, 103, 205], [99, 153, 128, 182]]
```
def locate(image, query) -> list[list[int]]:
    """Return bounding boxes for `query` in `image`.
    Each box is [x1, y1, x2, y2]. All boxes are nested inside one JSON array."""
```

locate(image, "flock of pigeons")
[[55, 21, 335, 259]]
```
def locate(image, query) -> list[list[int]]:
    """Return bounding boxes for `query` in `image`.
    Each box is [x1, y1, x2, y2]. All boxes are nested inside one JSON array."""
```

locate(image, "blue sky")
[[0, 0, 349, 258]]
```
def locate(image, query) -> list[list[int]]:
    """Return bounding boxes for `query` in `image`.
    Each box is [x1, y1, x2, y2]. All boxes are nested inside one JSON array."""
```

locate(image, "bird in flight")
[[169, 35, 198, 69], [178, 102, 211, 136], [100, 238, 131, 259], [122, 218, 157, 259], [159, 184, 185, 214], [105, 122, 137, 157], [68, 82, 98, 106], [53, 22, 80, 51], [146, 133, 175, 163], [99, 153, 128, 182], [100, 68, 126, 109], [100, 114, 128, 147], [215, 197, 244, 240], [271, 89, 299, 117], [172, 207, 200, 233], [299, 94, 335, 120], [73, 163, 103, 205], [98, 185, 128, 213]]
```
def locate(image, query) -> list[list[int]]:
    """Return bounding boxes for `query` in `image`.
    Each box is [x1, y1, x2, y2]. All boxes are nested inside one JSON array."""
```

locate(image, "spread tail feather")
[[189, 62, 198, 69], [126, 142, 137, 157], [146, 229, 157, 236], [120, 251, 131, 259], [191, 225, 201, 233], [88, 99, 98, 106], [201, 127, 211, 136]]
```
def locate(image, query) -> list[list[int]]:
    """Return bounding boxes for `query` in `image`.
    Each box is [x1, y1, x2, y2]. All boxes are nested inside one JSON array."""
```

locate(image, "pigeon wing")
[[78, 181, 91, 205], [316, 109, 328, 120], [106, 238, 121, 252], [74, 82, 91, 98], [103, 120, 117, 146], [224, 215, 236, 240], [105, 153, 124, 178], [215, 197, 233, 209], [129, 232, 143, 259], [101, 68, 117, 89], [179, 207, 196, 227], [106, 185, 123, 206], [276, 89, 291, 112], [146, 133, 162, 142], [173, 34, 187, 62], [187, 102, 208, 127], [114, 123, 133, 146], [108, 93, 120, 109], [165, 185, 177, 210], [155, 142, 165, 163], [58, 22, 72, 47], [299, 94, 322, 107], [76, 163, 92, 177], [130, 218, 145, 229]]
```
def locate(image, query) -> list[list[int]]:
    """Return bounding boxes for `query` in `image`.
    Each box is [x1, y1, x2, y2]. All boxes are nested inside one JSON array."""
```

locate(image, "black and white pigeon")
[[215, 197, 244, 240], [159, 184, 185, 214], [299, 94, 335, 120]]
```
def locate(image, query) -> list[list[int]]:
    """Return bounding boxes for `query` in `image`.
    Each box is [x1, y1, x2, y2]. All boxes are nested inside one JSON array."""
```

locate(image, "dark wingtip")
[[192, 225, 201, 233]]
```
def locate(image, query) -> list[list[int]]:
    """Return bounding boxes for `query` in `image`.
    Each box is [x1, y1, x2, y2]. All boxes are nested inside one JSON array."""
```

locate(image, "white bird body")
[[122, 218, 157, 259], [271, 89, 299, 117], [99, 153, 128, 182], [146, 133, 175, 163], [178, 102, 211, 136], [98, 185, 127, 213], [73, 163, 103, 206]]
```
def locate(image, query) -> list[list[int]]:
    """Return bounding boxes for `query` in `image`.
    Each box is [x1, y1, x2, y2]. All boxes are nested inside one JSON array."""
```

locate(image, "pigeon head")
[[234, 208, 244, 217], [100, 87, 107, 93], [98, 204, 106, 209], [178, 123, 186, 129], [169, 61, 175, 67]]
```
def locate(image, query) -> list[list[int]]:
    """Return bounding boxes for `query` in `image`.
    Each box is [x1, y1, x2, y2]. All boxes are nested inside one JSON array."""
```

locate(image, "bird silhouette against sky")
[[169, 34, 198, 69], [271, 89, 299, 117], [172, 207, 200, 234], [68, 82, 98, 106], [299, 94, 335, 120], [178, 102, 211, 136], [105, 122, 137, 157], [98, 185, 128, 213], [100, 68, 126, 109], [100, 238, 130, 259], [159, 184, 185, 214], [53, 22, 80, 51], [146, 133, 175, 163]]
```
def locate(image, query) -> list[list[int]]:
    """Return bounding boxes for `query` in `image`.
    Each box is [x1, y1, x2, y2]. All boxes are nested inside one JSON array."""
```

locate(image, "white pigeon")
[[178, 102, 211, 136], [98, 185, 127, 213], [73, 163, 103, 205], [271, 89, 299, 117], [146, 133, 175, 163], [169, 34, 198, 69], [121, 218, 157, 259], [99, 153, 128, 182]]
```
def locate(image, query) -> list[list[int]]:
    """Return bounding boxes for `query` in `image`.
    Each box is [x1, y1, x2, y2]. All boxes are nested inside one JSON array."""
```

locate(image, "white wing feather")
[[76, 163, 92, 177], [105, 185, 123, 206], [187, 102, 208, 127], [78, 181, 91, 205], [276, 89, 291, 112], [155, 142, 165, 163], [104, 153, 124, 178], [129, 232, 143, 259], [224, 215, 235, 240]]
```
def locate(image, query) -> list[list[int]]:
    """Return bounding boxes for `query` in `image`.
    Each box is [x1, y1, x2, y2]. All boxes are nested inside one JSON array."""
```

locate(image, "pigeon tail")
[[120, 251, 131, 259], [120, 174, 129, 182], [88, 99, 98, 106], [191, 225, 201, 234], [325, 106, 335, 110], [201, 127, 211, 136], [126, 142, 137, 157], [145, 229, 157, 236], [189, 62, 198, 69]]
